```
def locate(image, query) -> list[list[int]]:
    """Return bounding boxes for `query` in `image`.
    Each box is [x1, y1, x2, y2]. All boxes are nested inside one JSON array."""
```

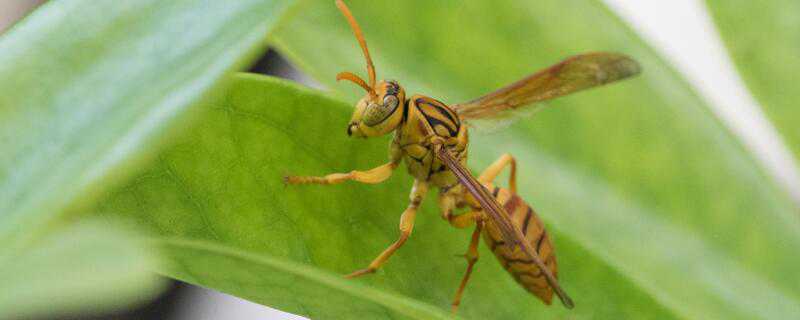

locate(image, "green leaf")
[[155, 238, 454, 320], [0, 0, 294, 318], [705, 0, 800, 158], [0, 220, 165, 319], [99, 74, 676, 319], [0, 0, 295, 250], [267, 0, 800, 318]]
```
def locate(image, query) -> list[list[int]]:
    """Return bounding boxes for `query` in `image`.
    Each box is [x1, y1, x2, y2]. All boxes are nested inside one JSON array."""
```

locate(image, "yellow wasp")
[[286, 0, 640, 313]]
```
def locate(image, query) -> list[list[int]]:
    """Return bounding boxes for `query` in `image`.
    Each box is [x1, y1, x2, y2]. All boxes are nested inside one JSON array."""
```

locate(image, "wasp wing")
[[435, 147, 575, 309], [453, 52, 640, 120]]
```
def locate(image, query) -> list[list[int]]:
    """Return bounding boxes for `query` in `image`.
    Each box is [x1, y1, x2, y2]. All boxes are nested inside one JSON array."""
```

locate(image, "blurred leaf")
[[99, 75, 676, 319], [0, 0, 296, 250], [155, 238, 453, 320], [0, 0, 294, 318], [0, 221, 164, 319], [705, 0, 800, 157], [268, 0, 800, 318]]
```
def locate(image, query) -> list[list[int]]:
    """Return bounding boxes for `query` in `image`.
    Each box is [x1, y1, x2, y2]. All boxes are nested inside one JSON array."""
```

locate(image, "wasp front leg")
[[346, 179, 428, 278], [284, 161, 398, 185], [285, 142, 402, 185]]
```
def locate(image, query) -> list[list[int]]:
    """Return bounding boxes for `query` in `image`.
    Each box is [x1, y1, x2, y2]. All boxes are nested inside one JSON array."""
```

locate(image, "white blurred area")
[[173, 287, 305, 320], [2, 1, 798, 319], [603, 0, 800, 211]]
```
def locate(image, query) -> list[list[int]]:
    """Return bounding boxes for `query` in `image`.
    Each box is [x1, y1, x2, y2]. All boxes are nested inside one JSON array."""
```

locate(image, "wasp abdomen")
[[482, 185, 557, 305]]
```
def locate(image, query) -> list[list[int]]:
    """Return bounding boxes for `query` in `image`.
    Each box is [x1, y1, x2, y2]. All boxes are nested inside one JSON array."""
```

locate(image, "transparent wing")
[[462, 104, 542, 133], [435, 146, 575, 309], [453, 52, 641, 120]]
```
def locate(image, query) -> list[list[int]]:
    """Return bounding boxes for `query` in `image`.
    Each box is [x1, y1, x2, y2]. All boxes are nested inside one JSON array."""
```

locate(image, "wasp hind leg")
[[451, 216, 484, 314], [345, 180, 428, 278], [478, 153, 517, 192], [284, 162, 398, 185], [450, 153, 517, 313]]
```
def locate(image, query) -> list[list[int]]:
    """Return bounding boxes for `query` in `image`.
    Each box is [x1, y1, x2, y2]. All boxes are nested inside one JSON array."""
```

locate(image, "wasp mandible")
[[285, 0, 641, 313]]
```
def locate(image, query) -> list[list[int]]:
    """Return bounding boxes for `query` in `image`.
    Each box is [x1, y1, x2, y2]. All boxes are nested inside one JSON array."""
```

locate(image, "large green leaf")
[[267, 0, 800, 318], [705, 0, 800, 159], [100, 74, 676, 319], [155, 238, 454, 320], [0, 221, 164, 319], [0, 0, 295, 250]]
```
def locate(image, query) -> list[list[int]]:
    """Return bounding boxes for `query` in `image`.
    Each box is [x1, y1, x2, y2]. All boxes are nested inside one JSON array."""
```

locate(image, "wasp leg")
[[478, 153, 517, 193], [346, 180, 428, 278], [451, 217, 484, 314], [284, 162, 398, 185]]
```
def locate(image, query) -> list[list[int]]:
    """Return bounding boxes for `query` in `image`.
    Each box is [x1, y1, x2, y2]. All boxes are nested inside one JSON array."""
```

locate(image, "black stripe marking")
[[401, 99, 410, 123], [505, 257, 534, 265], [519, 271, 547, 286], [408, 154, 425, 164], [517, 264, 544, 278], [416, 98, 460, 135], [522, 207, 533, 235], [424, 116, 459, 136], [492, 186, 500, 198], [386, 81, 399, 96], [440, 182, 459, 193], [426, 100, 459, 127], [536, 230, 547, 252], [490, 240, 506, 251]]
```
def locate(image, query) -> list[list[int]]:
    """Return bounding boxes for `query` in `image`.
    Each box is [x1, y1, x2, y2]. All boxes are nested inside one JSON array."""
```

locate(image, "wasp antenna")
[[336, 71, 375, 96], [335, 0, 376, 88]]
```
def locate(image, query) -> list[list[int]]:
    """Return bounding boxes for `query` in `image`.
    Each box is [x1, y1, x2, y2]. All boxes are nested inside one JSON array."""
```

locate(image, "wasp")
[[285, 0, 640, 313]]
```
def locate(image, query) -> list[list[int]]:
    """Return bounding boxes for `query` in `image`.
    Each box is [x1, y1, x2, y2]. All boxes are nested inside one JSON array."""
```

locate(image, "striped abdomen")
[[482, 185, 557, 305]]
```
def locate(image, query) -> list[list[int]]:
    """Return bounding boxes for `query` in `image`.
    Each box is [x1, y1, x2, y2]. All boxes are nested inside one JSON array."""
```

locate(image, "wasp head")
[[346, 80, 405, 137]]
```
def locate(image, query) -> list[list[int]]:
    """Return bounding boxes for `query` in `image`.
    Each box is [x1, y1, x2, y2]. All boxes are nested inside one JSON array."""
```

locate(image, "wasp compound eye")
[[363, 95, 399, 126]]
